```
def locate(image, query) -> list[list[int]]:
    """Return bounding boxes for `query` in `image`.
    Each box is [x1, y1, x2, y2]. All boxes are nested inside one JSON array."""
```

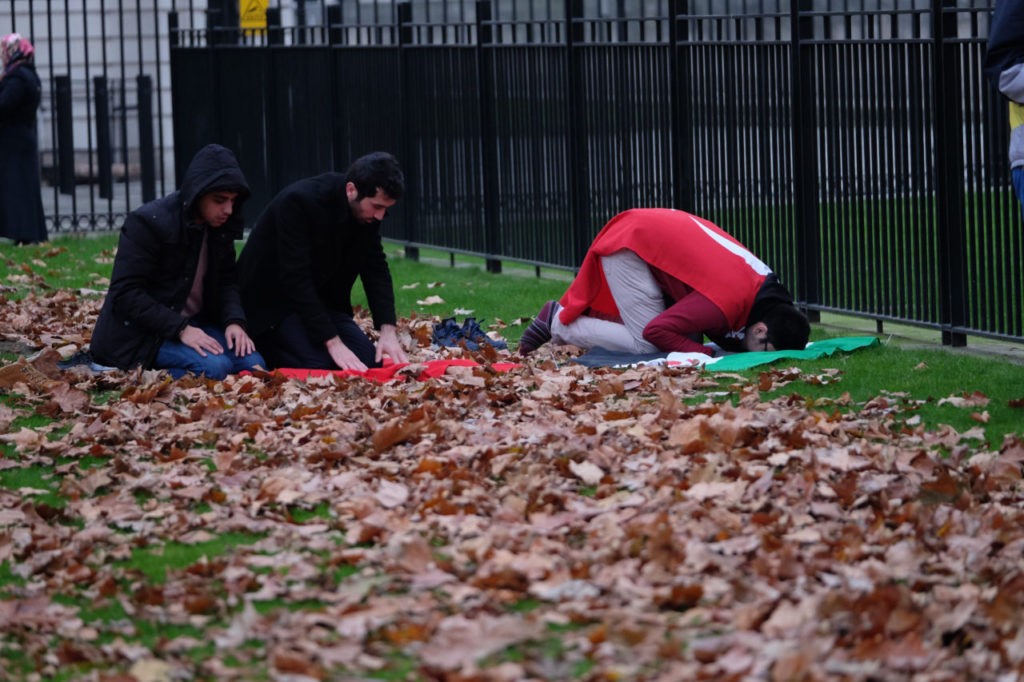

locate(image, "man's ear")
[[751, 320, 769, 339], [345, 182, 357, 202]]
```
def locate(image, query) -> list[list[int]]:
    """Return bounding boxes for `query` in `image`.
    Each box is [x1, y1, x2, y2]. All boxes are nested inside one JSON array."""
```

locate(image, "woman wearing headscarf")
[[0, 33, 48, 245]]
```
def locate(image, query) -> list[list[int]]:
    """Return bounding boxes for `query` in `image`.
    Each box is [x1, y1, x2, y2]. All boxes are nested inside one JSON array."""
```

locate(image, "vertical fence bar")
[[137, 74, 156, 202], [567, 0, 591, 261], [207, 8, 222, 45], [296, 0, 307, 45], [397, 0, 418, 261], [93, 75, 114, 200], [792, 0, 821, 319], [933, 0, 968, 346], [267, 7, 283, 46], [670, 0, 694, 212], [209, 0, 238, 44], [55, 75, 76, 195], [327, 4, 341, 46], [118, 80, 130, 204], [477, 0, 501, 273]]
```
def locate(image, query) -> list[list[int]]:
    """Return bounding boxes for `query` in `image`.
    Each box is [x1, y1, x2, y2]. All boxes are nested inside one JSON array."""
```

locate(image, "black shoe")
[[431, 317, 465, 348], [518, 300, 556, 354], [460, 318, 508, 351], [57, 349, 94, 369]]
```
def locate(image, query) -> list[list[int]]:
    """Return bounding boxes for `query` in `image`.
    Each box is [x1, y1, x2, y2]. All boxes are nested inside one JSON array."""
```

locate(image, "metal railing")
[[4, 0, 177, 231], [9, 0, 1020, 346]]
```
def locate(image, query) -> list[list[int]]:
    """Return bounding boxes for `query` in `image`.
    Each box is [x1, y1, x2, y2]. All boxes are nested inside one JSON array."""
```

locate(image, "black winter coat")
[[0, 62, 47, 244], [89, 144, 251, 369], [984, 0, 1024, 86], [237, 173, 398, 343]]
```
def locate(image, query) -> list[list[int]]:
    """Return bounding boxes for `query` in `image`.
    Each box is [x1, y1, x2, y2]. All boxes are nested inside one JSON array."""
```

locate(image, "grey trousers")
[[551, 249, 663, 353]]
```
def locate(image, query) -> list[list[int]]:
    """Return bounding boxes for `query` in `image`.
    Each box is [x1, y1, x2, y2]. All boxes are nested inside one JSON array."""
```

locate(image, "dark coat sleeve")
[[358, 231, 398, 329], [0, 68, 40, 123], [107, 214, 192, 340], [642, 291, 728, 355], [208, 230, 247, 329], [0, 71, 27, 116], [984, 1, 1024, 86]]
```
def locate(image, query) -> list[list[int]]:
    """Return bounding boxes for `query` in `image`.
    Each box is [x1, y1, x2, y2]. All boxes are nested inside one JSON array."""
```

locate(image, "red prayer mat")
[[268, 359, 520, 383]]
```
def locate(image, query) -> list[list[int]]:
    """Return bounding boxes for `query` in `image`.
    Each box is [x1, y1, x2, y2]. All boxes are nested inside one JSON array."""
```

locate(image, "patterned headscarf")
[[1, 34, 35, 75]]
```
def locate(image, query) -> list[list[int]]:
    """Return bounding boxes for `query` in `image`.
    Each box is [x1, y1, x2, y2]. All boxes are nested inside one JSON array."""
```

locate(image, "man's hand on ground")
[[325, 336, 368, 372], [375, 324, 408, 364]]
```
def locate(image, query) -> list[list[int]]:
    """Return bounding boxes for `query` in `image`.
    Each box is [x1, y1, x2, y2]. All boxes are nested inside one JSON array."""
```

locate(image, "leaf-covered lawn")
[[2, 280, 1024, 680]]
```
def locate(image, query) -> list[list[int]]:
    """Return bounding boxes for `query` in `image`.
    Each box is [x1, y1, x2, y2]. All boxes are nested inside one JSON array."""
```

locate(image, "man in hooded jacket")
[[518, 208, 810, 357], [90, 144, 265, 379], [984, 0, 1024, 218]]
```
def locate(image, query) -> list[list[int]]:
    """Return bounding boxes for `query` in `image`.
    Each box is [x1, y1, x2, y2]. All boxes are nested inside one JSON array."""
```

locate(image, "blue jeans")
[[154, 324, 266, 379], [1013, 167, 1024, 222]]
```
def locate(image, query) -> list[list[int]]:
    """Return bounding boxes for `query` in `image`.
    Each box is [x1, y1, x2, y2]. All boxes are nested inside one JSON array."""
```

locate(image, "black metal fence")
[[3, 0, 175, 231], [10, 0, 1020, 346], [166, 0, 1022, 347]]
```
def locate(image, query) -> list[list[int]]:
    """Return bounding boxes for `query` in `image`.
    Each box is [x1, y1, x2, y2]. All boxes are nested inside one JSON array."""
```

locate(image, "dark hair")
[[345, 152, 405, 201], [761, 303, 811, 350]]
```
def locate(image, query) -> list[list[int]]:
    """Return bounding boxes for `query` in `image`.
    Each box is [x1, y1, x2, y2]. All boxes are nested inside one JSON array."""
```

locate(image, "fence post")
[[208, 0, 238, 45], [669, 0, 694, 211], [93, 76, 113, 200], [54, 75, 75, 195], [567, 0, 591, 262], [207, 8, 223, 46], [791, 0, 821, 322], [476, 0, 501, 274], [137, 75, 156, 203], [326, 4, 342, 46], [168, 10, 179, 48], [296, 0, 307, 45], [396, 1, 418, 261], [267, 7, 283, 46], [933, 0, 968, 346], [324, 3, 340, 194]]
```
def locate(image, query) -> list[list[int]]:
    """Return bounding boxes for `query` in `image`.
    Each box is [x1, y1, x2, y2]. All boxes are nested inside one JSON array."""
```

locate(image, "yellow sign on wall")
[[240, 0, 268, 30]]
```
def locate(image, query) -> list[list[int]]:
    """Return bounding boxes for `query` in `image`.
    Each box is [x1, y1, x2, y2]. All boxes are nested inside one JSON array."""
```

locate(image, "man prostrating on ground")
[[519, 208, 810, 358]]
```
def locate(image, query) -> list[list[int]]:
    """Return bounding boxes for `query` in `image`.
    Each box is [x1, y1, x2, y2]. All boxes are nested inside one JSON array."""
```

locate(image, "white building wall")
[[3, 0, 181, 184]]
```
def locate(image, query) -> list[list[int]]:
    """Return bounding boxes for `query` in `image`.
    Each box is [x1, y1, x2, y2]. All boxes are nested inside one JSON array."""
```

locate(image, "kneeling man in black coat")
[[90, 144, 266, 379], [237, 152, 408, 371]]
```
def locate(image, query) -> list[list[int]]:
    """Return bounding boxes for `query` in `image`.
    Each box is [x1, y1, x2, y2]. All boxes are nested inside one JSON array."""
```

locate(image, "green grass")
[[354, 242, 570, 342], [751, 346, 1022, 447], [125, 531, 265, 583], [0, 234, 118, 296], [0, 464, 65, 507]]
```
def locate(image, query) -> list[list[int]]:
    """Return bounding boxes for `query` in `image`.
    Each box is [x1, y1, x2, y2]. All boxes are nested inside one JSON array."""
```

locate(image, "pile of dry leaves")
[[2, 288, 1024, 681]]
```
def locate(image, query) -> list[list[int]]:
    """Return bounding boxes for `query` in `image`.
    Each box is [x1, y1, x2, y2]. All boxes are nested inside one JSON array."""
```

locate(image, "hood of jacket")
[[984, 1, 1024, 84], [179, 143, 251, 238], [746, 273, 796, 325]]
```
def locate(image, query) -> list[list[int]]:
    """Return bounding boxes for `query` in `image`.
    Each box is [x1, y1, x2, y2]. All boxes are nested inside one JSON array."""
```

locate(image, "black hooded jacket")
[[984, 0, 1024, 86], [90, 144, 251, 369]]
